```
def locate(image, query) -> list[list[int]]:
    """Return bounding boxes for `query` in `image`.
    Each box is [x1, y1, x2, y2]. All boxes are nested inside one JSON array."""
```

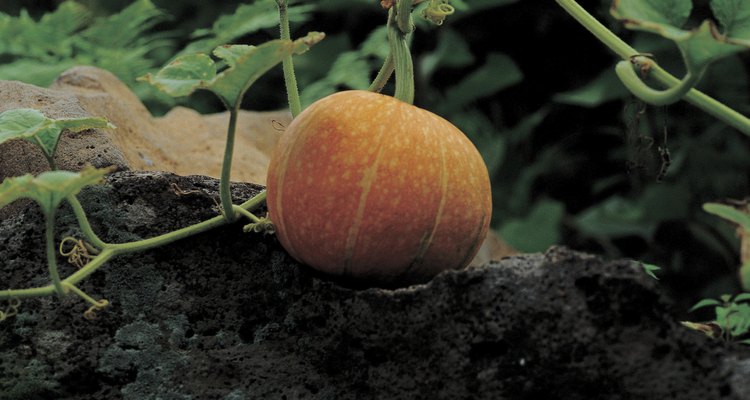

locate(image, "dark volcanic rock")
[[0, 171, 748, 400]]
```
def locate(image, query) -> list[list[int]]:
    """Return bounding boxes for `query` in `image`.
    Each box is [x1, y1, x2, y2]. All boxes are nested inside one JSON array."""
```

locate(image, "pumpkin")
[[266, 90, 491, 284]]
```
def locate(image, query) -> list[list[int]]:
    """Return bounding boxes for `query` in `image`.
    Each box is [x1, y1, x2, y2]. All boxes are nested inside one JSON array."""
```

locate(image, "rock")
[[0, 66, 290, 186], [0, 171, 747, 400]]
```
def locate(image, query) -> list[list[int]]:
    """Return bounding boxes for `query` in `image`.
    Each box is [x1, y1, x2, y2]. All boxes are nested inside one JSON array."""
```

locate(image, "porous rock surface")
[[1, 171, 748, 400]]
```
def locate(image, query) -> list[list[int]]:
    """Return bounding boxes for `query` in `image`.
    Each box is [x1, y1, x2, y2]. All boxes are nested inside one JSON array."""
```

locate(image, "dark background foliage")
[[2, 0, 749, 314]]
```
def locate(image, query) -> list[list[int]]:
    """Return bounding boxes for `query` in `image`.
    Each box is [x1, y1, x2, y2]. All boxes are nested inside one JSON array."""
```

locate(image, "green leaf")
[[443, 53, 522, 110], [360, 26, 390, 60], [0, 109, 114, 159], [689, 298, 722, 312], [139, 54, 218, 98], [450, 0, 520, 19], [640, 262, 661, 280], [554, 68, 629, 107], [717, 302, 750, 337], [420, 28, 475, 80], [711, 0, 750, 41], [703, 202, 750, 231], [575, 184, 691, 239], [80, 0, 166, 49], [180, 1, 314, 56], [611, 0, 750, 71], [0, 59, 77, 87], [499, 199, 565, 252], [611, 0, 692, 31], [143, 33, 324, 107], [0, 166, 112, 216], [0, 1, 89, 60], [326, 51, 372, 90]]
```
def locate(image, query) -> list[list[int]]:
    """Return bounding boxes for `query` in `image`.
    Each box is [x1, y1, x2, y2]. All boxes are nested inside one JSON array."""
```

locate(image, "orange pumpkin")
[[266, 90, 491, 284]]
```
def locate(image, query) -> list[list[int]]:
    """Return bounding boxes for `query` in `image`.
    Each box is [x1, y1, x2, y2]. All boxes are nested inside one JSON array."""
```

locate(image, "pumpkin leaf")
[[141, 32, 324, 107], [442, 52, 522, 110], [611, 0, 750, 72], [711, 0, 750, 44], [0, 166, 112, 216], [689, 298, 722, 312], [179, 1, 315, 56], [0, 108, 114, 159], [499, 199, 564, 252], [139, 53, 217, 98], [703, 202, 750, 231]]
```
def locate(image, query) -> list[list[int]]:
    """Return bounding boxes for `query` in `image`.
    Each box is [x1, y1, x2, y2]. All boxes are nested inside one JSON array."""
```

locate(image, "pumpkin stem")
[[388, 1, 415, 104], [276, 0, 302, 118]]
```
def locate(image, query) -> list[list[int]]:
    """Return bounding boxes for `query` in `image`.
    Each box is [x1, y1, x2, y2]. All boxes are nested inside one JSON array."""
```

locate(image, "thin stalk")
[[106, 212, 229, 254], [277, 0, 302, 117], [238, 190, 267, 211], [0, 285, 55, 300], [219, 107, 239, 222], [388, 6, 415, 104], [369, 52, 395, 93], [233, 205, 261, 223], [555, 0, 750, 136], [66, 195, 108, 249], [45, 211, 65, 297], [62, 282, 105, 307]]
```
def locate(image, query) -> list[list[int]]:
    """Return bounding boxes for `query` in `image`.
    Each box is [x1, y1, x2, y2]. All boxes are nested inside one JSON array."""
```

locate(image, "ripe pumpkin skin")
[[266, 90, 491, 284]]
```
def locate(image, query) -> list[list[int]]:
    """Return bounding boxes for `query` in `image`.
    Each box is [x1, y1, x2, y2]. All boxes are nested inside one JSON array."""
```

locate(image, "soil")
[[1, 171, 749, 400]]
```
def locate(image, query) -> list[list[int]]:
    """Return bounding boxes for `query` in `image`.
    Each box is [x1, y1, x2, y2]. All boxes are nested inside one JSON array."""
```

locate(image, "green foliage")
[[684, 293, 750, 344], [0, 0, 170, 94], [0, 108, 113, 162], [575, 184, 691, 239], [441, 53, 522, 111], [498, 199, 564, 252], [178, 1, 314, 56], [554, 69, 629, 107], [0, 166, 112, 216], [141, 33, 324, 107], [640, 262, 661, 279], [298, 27, 389, 107], [703, 202, 750, 231], [611, 0, 750, 72]]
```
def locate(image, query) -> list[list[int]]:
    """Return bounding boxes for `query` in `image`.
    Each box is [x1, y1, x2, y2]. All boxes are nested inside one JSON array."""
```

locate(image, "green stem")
[[62, 282, 106, 307], [555, 0, 750, 136], [233, 205, 261, 223], [220, 107, 239, 222], [66, 195, 108, 249], [277, 0, 302, 117], [369, 52, 395, 93], [238, 190, 267, 211], [388, 5, 415, 104], [0, 285, 55, 300], [45, 211, 65, 297], [396, 0, 414, 34], [106, 212, 230, 254], [615, 58, 705, 106], [1, 188, 269, 303]]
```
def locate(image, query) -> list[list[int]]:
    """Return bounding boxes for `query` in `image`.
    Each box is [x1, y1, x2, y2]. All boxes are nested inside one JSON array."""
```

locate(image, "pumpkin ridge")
[[405, 121, 449, 275], [456, 209, 488, 270], [343, 112, 389, 274]]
